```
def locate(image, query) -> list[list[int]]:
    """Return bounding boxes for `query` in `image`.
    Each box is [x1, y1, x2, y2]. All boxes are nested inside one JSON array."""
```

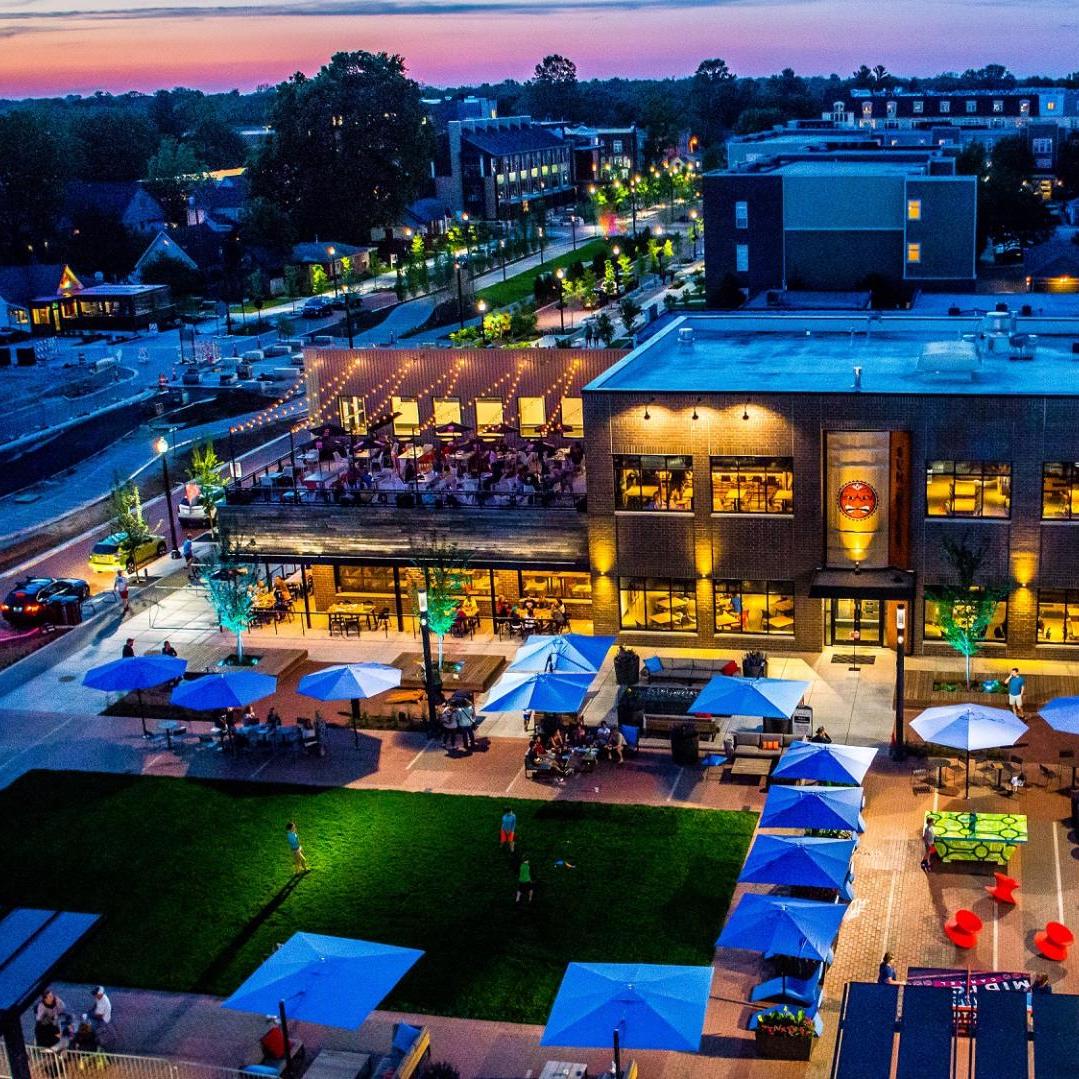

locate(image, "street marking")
[[1052, 819, 1065, 923], [666, 767, 684, 802], [250, 755, 276, 778], [0, 716, 77, 776], [506, 766, 524, 793], [880, 842, 901, 950], [406, 739, 435, 770]]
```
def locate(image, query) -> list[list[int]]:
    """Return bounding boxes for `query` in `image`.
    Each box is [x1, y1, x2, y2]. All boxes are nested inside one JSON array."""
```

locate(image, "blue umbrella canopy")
[[910, 704, 1027, 752], [759, 785, 866, 833], [83, 655, 187, 691], [717, 893, 847, 963], [221, 932, 423, 1030], [689, 675, 810, 719], [507, 634, 616, 675], [541, 962, 713, 1053], [771, 741, 878, 786], [170, 671, 276, 711], [481, 671, 594, 713], [297, 663, 402, 702], [738, 835, 856, 892], [1040, 697, 1079, 735]]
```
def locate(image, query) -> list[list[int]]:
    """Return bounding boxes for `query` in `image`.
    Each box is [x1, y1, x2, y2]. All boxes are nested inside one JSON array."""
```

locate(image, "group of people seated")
[[212, 706, 324, 752], [451, 594, 481, 637], [34, 985, 112, 1052], [495, 595, 571, 635], [525, 717, 627, 782]]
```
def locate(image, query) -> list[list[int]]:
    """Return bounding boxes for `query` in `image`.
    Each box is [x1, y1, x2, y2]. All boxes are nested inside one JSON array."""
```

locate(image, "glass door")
[[830, 598, 883, 646]]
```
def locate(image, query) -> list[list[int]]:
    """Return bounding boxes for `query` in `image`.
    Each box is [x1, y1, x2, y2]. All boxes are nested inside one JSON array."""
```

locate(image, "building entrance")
[[828, 598, 884, 647]]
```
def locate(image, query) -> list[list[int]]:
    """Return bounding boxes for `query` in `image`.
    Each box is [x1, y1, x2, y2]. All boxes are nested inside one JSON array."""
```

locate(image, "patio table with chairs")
[[327, 601, 374, 637]]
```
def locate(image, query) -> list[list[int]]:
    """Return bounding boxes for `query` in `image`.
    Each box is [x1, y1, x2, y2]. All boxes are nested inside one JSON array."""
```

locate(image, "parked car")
[[88, 531, 167, 573], [178, 481, 224, 523], [1, 577, 90, 627], [301, 297, 333, 318]]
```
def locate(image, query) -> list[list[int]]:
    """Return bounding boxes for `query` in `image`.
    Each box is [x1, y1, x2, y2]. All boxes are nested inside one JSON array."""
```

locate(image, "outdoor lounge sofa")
[[724, 730, 801, 760], [369, 1023, 430, 1079], [642, 656, 739, 685]]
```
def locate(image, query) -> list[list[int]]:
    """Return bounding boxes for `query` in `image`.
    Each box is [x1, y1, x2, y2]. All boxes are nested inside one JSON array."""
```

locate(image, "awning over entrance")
[[809, 566, 915, 601]]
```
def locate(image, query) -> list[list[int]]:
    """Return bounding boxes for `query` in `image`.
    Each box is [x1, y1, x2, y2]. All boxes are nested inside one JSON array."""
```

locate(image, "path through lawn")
[[1, 771, 754, 1023]]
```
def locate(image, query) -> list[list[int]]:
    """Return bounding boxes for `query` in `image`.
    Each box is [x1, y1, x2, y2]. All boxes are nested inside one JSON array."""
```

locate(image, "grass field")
[[477, 239, 610, 310], [0, 772, 754, 1024]]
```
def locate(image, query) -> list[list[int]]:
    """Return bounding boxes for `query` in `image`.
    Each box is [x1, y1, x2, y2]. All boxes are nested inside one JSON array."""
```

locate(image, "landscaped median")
[[476, 238, 610, 310], [0, 771, 755, 1024]]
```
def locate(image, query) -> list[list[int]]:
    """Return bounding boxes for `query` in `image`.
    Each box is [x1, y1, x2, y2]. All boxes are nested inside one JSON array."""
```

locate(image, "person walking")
[[920, 816, 937, 872], [500, 807, 517, 853], [456, 700, 476, 752], [89, 986, 113, 1046], [1007, 667, 1026, 720], [181, 536, 194, 567], [285, 821, 309, 873], [161, 640, 177, 657], [515, 858, 534, 904], [113, 570, 130, 616], [440, 703, 459, 750], [121, 638, 135, 658], [878, 952, 900, 985]]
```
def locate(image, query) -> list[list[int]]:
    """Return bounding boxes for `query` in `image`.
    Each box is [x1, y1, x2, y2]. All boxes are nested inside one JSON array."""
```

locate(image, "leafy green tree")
[[138, 255, 204, 301], [409, 538, 473, 669], [733, 107, 786, 135], [249, 51, 433, 243], [595, 311, 616, 345], [145, 137, 208, 225], [201, 533, 257, 662], [619, 296, 642, 334], [247, 269, 268, 322], [0, 108, 70, 261], [602, 259, 618, 296], [75, 109, 158, 180], [284, 264, 308, 301], [108, 481, 156, 580], [529, 54, 578, 119], [186, 442, 225, 536], [509, 305, 539, 340], [186, 117, 247, 169], [240, 196, 297, 263]]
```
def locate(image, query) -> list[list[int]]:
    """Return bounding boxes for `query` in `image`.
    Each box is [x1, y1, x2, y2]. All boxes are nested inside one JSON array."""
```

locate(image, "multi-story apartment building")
[[540, 123, 642, 190], [703, 151, 977, 300], [834, 88, 1079, 130]]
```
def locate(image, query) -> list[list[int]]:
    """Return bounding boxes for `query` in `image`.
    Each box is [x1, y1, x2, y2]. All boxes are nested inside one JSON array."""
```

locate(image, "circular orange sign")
[[838, 480, 878, 520]]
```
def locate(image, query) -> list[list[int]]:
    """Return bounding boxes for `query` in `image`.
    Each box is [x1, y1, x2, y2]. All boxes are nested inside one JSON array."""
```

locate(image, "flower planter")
[[755, 1028, 814, 1061]]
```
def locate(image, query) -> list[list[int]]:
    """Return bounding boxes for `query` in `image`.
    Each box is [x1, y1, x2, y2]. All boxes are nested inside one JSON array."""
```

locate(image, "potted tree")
[[743, 649, 768, 679], [754, 1007, 816, 1061], [614, 645, 640, 686]]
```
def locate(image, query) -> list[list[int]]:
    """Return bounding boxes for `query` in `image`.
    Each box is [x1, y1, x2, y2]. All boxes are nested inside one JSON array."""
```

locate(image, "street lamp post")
[[500, 238, 507, 282], [476, 299, 488, 345], [893, 604, 907, 759], [417, 589, 443, 734], [630, 180, 638, 238], [689, 209, 700, 259], [327, 246, 339, 298], [555, 268, 566, 332], [612, 244, 621, 297], [454, 255, 467, 330], [570, 215, 578, 251], [538, 226, 546, 265], [153, 436, 179, 553]]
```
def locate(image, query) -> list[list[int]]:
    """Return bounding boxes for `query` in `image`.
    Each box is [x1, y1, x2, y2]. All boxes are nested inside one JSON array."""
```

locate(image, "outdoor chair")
[[974, 989, 1028, 1079], [944, 908, 983, 949], [896, 986, 955, 1079], [749, 962, 822, 1006], [985, 871, 1020, 905], [1034, 920, 1074, 961], [373, 607, 391, 635], [911, 765, 932, 795]]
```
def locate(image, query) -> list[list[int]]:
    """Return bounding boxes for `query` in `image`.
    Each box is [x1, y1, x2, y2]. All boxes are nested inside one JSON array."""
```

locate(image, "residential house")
[[290, 242, 372, 293], [0, 264, 82, 334], [62, 181, 168, 235]]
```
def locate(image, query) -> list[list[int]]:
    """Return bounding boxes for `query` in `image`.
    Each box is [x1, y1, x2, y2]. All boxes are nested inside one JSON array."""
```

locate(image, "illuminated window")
[[993, 100, 1004, 113], [735, 244, 749, 272], [522, 571, 591, 608], [925, 587, 1008, 643], [336, 395, 367, 434], [1042, 462, 1079, 519], [913, 100, 924, 114], [715, 580, 795, 635], [926, 460, 1011, 518], [939, 100, 950, 114], [475, 397, 504, 435], [907, 242, 922, 263], [735, 201, 749, 229], [887, 101, 897, 118], [1037, 589, 1079, 643], [391, 395, 420, 436], [433, 397, 462, 428], [711, 457, 792, 514], [619, 577, 697, 632], [518, 396, 546, 437], [1020, 99, 1030, 115], [1046, 100, 1056, 111], [559, 396, 583, 437], [907, 199, 922, 221], [966, 99, 977, 114], [614, 454, 693, 512], [334, 565, 395, 602], [1033, 138, 1053, 155]]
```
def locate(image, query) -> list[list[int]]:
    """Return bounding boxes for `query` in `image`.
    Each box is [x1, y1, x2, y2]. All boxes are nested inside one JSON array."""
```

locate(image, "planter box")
[[755, 1029, 814, 1061]]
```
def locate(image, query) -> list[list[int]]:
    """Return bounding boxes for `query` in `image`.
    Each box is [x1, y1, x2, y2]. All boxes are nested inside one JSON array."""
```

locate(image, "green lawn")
[[0, 772, 754, 1024], [477, 239, 610, 310]]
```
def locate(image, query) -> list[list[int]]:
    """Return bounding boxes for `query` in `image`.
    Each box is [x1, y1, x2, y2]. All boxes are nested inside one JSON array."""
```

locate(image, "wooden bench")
[[640, 713, 720, 742]]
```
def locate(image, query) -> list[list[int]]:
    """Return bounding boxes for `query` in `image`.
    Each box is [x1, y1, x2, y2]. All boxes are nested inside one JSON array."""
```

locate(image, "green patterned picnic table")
[[927, 811, 1028, 866]]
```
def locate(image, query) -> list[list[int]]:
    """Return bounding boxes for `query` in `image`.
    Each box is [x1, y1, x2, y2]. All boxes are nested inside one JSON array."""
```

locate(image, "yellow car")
[[88, 531, 168, 573]]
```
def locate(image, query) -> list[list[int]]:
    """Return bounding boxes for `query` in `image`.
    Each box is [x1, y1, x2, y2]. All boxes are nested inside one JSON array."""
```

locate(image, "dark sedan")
[[1, 577, 90, 627]]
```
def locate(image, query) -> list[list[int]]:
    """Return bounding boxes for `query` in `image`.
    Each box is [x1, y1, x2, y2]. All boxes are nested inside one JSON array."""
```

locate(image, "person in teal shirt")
[[500, 808, 517, 852], [1007, 668, 1026, 719]]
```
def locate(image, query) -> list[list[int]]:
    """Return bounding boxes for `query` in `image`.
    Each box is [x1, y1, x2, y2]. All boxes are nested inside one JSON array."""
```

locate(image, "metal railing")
[[223, 485, 585, 511], [1, 1046, 247, 1079]]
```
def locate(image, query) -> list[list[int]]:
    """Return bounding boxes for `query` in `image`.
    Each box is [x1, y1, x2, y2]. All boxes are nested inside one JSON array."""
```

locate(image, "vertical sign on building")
[[826, 431, 891, 568]]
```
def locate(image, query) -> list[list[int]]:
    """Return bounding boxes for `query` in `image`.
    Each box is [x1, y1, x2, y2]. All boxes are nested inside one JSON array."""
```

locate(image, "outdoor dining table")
[[928, 811, 1028, 865], [155, 719, 185, 749]]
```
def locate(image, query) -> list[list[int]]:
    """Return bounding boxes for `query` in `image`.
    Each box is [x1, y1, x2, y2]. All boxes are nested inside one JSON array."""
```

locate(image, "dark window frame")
[[923, 585, 1009, 643], [714, 579, 796, 635], [1036, 588, 1079, 644], [618, 576, 698, 633], [710, 456, 794, 515], [925, 459, 1011, 519], [613, 453, 694, 512]]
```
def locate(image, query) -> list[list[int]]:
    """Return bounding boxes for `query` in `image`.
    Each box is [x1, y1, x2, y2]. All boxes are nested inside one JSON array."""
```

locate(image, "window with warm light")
[[559, 396, 584, 437], [926, 460, 1011, 518], [714, 580, 795, 635], [475, 397, 504, 435], [336, 394, 367, 434], [710, 457, 793, 514], [334, 565, 395, 604], [906, 242, 922, 263], [1046, 100, 1057, 111], [1037, 589, 1079, 643], [391, 395, 420, 436], [619, 577, 698, 632], [521, 572, 592, 610], [924, 587, 1008, 643], [614, 454, 694, 512], [433, 397, 462, 428], [1041, 462, 1079, 519], [519, 396, 546, 437], [907, 199, 922, 221]]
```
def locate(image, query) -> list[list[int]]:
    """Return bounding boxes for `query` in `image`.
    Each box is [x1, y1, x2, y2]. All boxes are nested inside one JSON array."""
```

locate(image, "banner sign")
[[826, 431, 890, 568], [907, 967, 1030, 998]]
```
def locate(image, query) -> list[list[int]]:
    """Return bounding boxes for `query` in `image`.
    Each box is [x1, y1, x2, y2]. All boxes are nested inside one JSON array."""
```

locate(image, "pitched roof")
[[0, 264, 71, 307], [1025, 238, 1079, 278], [193, 176, 249, 212], [462, 123, 566, 156], [405, 197, 449, 227], [291, 241, 368, 263], [64, 180, 144, 218]]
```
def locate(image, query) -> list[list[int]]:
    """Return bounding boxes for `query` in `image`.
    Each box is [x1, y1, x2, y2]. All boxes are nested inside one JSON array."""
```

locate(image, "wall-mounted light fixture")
[[643, 397, 654, 421], [691, 396, 701, 421], [741, 400, 750, 421]]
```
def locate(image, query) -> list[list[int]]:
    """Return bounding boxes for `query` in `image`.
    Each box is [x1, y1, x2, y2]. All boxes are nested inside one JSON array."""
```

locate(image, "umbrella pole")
[[137, 688, 148, 738], [966, 749, 971, 800], [351, 697, 361, 748], [278, 1000, 292, 1079], [612, 1028, 622, 1079]]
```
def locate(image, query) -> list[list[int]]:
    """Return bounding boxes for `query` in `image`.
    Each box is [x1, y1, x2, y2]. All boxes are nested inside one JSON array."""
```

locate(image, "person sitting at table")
[[548, 726, 566, 753], [460, 594, 479, 626], [242, 704, 257, 726], [494, 595, 512, 623], [161, 640, 178, 657], [569, 718, 588, 746], [266, 707, 282, 729], [451, 606, 470, 637], [810, 726, 832, 744], [607, 725, 627, 765], [35, 988, 66, 1046], [594, 720, 613, 749], [551, 598, 569, 632]]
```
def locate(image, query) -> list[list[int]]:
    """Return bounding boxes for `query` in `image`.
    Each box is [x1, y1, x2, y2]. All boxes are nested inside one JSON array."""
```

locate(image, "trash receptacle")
[[671, 723, 700, 766], [52, 597, 83, 626]]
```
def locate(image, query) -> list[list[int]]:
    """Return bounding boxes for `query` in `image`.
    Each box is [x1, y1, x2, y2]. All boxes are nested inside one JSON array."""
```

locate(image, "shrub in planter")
[[743, 649, 767, 678], [754, 1007, 816, 1060], [614, 645, 640, 686]]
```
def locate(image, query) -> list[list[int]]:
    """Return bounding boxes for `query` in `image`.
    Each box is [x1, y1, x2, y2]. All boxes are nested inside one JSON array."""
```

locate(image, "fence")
[[0, 1046, 246, 1079]]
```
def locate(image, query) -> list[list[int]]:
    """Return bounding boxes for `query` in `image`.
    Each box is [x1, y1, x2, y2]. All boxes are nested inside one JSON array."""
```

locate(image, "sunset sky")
[[1, 0, 1077, 98]]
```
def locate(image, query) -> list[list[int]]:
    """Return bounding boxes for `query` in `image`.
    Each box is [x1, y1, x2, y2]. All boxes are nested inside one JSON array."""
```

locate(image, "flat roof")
[[586, 313, 1079, 397], [772, 160, 942, 177]]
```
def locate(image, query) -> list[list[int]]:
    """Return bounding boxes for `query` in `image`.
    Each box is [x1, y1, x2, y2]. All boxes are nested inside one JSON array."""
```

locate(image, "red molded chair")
[[945, 909, 984, 949], [985, 872, 1020, 905], [1034, 921, 1075, 961]]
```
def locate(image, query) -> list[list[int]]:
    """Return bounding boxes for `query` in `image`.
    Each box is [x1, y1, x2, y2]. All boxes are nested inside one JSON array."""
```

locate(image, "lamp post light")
[[417, 588, 443, 734], [570, 214, 578, 251], [630, 179, 639, 238], [327, 245, 339, 298], [153, 435, 179, 553], [538, 226, 546, 265], [893, 604, 907, 760], [689, 209, 700, 259], [499, 238, 507, 282], [476, 299, 488, 345], [612, 244, 621, 297], [555, 267, 566, 332], [454, 254, 467, 330]]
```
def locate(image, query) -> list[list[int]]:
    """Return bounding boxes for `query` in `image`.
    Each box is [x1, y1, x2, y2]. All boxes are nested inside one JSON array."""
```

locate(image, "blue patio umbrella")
[[170, 671, 276, 711], [689, 675, 811, 719], [1037, 697, 1079, 735], [481, 671, 594, 714], [759, 784, 866, 833], [83, 654, 187, 736], [222, 932, 423, 1059], [911, 704, 1027, 797], [771, 740, 878, 786], [507, 634, 616, 675], [298, 663, 402, 746], [542, 962, 713, 1075], [738, 835, 857, 899], [717, 893, 847, 964]]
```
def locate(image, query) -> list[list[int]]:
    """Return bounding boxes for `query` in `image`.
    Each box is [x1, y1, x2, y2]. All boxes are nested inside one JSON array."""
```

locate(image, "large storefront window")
[[433, 397, 462, 428], [715, 580, 795, 634], [521, 572, 592, 608], [1037, 589, 1079, 644], [711, 457, 793, 514], [560, 397, 584, 437], [614, 455, 693, 511], [1042, 463, 1079, 519], [926, 461, 1010, 518], [619, 578, 697, 631], [519, 397, 547, 437], [924, 588, 1008, 643], [334, 565, 396, 605]]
